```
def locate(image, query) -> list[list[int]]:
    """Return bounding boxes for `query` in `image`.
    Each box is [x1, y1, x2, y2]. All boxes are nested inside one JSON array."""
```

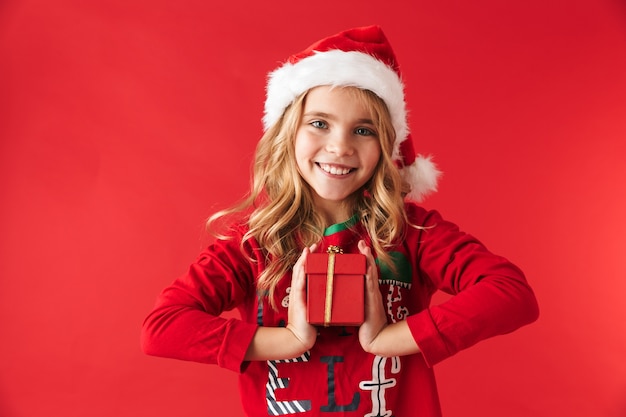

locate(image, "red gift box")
[[305, 248, 366, 326]]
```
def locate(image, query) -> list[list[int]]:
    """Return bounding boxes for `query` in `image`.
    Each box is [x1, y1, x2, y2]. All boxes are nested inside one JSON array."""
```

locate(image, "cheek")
[[294, 133, 316, 163], [364, 143, 382, 169], [293, 137, 309, 173]]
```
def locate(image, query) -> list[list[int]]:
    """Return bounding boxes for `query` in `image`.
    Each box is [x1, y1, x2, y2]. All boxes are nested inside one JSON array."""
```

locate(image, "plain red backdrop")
[[1, 0, 626, 416]]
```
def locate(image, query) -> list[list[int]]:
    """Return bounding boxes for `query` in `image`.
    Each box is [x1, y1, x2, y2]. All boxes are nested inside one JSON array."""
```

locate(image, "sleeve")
[[140, 229, 259, 373], [405, 206, 539, 367]]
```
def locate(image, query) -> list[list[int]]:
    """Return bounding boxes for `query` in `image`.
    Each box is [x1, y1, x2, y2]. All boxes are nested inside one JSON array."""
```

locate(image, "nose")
[[325, 129, 354, 156]]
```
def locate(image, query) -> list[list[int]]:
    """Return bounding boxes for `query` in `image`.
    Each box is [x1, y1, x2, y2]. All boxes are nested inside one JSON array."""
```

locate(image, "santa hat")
[[262, 25, 440, 201]]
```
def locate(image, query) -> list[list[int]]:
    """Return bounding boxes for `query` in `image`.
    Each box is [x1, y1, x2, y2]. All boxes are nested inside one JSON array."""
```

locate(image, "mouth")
[[317, 163, 355, 176]]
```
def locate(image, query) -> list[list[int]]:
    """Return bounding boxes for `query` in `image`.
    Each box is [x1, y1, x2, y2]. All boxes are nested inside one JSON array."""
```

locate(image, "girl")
[[142, 26, 539, 417]]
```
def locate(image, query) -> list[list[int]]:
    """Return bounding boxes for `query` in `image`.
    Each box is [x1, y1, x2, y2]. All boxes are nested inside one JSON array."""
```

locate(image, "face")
[[294, 86, 381, 222]]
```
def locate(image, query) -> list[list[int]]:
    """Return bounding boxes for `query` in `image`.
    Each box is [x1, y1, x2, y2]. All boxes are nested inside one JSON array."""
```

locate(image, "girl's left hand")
[[357, 240, 388, 352]]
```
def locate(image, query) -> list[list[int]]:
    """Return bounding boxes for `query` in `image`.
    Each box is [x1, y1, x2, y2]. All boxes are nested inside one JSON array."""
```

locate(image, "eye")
[[310, 120, 327, 129], [355, 127, 376, 136]]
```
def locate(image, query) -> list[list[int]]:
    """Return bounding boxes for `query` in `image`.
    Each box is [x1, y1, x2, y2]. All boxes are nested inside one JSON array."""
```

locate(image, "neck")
[[314, 198, 356, 226]]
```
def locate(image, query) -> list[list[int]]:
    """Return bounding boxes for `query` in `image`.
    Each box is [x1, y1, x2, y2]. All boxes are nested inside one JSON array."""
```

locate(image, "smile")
[[317, 163, 354, 176]]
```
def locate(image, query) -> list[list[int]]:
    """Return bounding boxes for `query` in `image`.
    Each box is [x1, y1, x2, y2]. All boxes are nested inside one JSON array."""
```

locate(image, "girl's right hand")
[[286, 244, 318, 353]]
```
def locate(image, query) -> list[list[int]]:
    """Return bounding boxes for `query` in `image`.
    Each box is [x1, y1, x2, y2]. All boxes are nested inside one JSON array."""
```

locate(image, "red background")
[[1, 1, 626, 416]]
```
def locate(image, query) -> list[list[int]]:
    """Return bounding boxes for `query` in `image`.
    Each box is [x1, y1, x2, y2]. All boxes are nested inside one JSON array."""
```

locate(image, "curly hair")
[[208, 86, 410, 308]]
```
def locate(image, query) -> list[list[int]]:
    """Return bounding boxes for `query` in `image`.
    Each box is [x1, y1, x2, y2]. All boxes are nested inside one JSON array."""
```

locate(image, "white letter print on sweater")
[[266, 352, 312, 415], [359, 355, 401, 417]]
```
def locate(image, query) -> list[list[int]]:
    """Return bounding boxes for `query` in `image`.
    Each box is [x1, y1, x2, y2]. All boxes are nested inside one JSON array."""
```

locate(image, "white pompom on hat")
[[263, 25, 440, 201]]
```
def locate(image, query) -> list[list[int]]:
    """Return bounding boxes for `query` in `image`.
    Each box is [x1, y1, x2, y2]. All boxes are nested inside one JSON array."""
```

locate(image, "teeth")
[[320, 163, 351, 175]]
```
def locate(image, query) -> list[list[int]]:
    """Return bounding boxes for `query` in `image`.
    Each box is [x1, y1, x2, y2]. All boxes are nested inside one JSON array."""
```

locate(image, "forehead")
[[303, 86, 375, 119]]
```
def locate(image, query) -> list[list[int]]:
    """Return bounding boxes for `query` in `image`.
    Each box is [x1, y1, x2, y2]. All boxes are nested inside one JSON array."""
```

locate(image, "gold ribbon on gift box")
[[324, 245, 343, 327]]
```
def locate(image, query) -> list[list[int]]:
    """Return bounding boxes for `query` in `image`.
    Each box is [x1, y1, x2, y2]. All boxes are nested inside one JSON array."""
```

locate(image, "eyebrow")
[[303, 112, 375, 125]]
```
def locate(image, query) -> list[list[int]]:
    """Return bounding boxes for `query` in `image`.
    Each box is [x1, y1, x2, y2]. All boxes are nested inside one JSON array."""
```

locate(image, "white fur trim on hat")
[[402, 155, 441, 202], [263, 50, 409, 158]]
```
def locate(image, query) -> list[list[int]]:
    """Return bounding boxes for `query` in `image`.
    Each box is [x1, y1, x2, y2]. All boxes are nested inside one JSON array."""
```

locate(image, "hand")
[[286, 244, 318, 353], [357, 240, 389, 353]]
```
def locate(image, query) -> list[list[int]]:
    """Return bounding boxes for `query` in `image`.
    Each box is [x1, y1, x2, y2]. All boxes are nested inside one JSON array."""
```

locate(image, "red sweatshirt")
[[142, 202, 539, 416]]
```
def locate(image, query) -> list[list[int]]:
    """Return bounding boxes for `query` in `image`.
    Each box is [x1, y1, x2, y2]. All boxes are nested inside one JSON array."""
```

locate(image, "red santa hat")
[[263, 25, 440, 201]]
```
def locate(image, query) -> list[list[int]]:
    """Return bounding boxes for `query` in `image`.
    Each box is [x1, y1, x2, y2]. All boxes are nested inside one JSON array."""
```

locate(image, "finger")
[[357, 240, 378, 279], [293, 243, 318, 286], [292, 248, 309, 289], [357, 240, 375, 264], [357, 239, 369, 255]]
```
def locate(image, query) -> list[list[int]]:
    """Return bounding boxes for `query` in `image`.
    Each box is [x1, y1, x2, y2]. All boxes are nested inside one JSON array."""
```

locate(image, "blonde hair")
[[208, 86, 410, 307]]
